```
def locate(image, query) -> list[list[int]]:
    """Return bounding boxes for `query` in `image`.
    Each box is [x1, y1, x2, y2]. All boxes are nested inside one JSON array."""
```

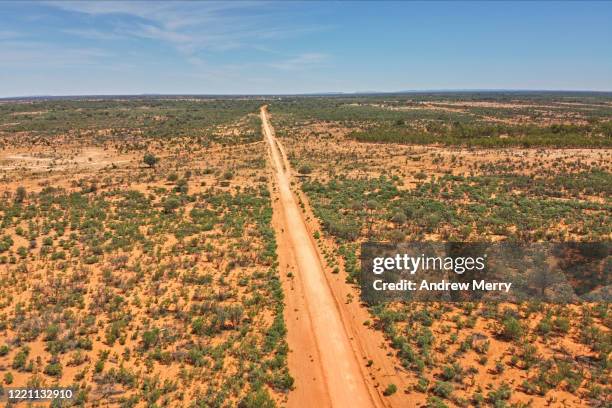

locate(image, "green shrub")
[[433, 381, 453, 398], [142, 328, 160, 350], [553, 316, 570, 333], [44, 362, 62, 377], [383, 383, 397, 396], [488, 382, 512, 404], [238, 389, 276, 408], [500, 316, 523, 341], [162, 197, 181, 213], [12, 347, 29, 370], [415, 376, 429, 393], [427, 396, 449, 408]]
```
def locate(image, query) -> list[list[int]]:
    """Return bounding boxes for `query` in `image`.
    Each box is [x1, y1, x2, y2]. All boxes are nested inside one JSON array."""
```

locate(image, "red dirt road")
[[262, 106, 378, 407]]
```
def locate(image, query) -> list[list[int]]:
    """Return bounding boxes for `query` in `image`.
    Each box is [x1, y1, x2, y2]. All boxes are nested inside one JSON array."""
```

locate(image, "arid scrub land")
[[0, 92, 610, 407], [0, 98, 290, 407], [269, 92, 611, 407]]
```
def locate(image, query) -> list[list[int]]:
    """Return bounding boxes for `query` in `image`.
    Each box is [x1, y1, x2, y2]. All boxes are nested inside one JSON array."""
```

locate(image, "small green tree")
[[143, 153, 158, 168], [298, 164, 312, 175], [528, 252, 564, 298], [162, 197, 181, 214], [391, 211, 407, 225], [15, 186, 26, 203]]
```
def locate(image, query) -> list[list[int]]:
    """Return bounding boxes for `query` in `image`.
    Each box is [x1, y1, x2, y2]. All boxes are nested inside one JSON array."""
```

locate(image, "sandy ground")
[[0, 147, 131, 172], [262, 107, 380, 407]]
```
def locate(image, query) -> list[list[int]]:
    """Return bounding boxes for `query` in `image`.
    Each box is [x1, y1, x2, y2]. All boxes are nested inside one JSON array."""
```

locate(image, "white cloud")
[[126, 23, 194, 44], [44, 1, 330, 58], [269, 53, 329, 70], [1, 1, 334, 94]]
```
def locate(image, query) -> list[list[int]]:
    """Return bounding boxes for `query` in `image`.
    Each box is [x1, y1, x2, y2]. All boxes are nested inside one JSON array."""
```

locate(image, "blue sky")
[[1, 1, 611, 96]]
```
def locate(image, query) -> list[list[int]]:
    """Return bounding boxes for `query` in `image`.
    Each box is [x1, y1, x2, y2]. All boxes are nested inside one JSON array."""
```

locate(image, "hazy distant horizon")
[[3, 89, 612, 101]]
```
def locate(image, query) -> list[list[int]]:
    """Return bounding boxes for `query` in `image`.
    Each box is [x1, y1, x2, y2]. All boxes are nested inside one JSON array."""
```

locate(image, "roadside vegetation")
[[0, 99, 290, 407], [273, 93, 611, 407]]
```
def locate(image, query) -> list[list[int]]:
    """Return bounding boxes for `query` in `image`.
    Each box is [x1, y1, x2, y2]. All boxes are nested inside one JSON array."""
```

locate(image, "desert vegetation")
[[0, 93, 609, 407], [271, 93, 611, 407], [0, 97, 290, 407], [271, 93, 612, 147]]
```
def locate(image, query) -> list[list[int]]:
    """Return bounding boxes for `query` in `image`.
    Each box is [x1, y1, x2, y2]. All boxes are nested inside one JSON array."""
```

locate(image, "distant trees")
[[349, 121, 612, 148]]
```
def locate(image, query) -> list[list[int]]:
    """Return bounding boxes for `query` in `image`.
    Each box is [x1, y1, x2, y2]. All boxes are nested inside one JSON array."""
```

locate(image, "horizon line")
[[2, 88, 612, 101]]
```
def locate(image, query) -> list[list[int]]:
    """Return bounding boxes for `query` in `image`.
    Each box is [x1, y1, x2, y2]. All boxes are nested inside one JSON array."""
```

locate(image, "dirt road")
[[261, 106, 377, 407]]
